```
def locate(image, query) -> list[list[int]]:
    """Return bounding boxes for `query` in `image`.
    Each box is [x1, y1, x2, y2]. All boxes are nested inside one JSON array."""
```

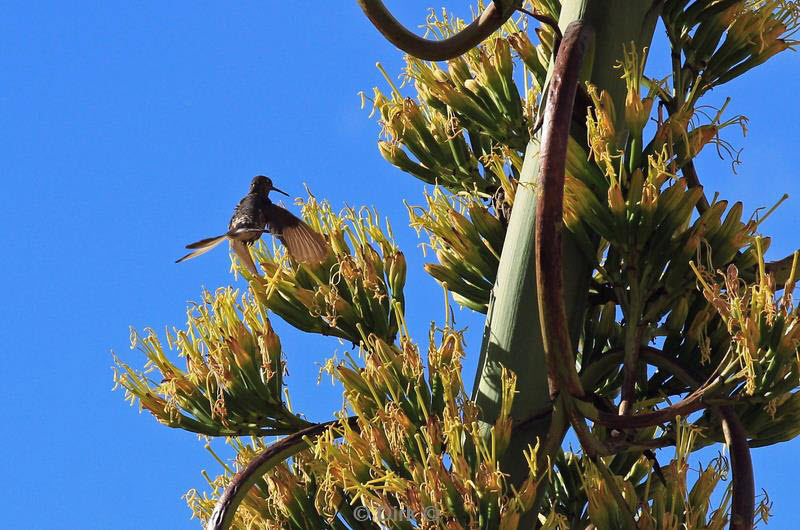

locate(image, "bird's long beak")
[[269, 185, 289, 197]]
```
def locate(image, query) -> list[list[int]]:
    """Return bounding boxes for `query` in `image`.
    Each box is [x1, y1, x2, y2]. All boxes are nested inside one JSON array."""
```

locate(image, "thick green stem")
[[471, 0, 662, 511]]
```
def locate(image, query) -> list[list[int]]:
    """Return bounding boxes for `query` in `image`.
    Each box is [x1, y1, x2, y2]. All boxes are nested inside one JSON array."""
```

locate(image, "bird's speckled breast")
[[228, 194, 270, 243]]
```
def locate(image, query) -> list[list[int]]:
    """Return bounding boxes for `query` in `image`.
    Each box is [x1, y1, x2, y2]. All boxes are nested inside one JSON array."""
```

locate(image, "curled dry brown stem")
[[535, 20, 593, 399], [206, 416, 359, 530], [719, 406, 755, 530], [356, 0, 516, 61], [682, 159, 710, 215], [576, 345, 726, 430], [595, 375, 725, 429], [517, 346, 698, 446]]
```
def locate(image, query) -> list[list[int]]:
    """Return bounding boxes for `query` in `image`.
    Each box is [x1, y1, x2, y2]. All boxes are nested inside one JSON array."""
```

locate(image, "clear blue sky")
[[1, 2, 799, 528]]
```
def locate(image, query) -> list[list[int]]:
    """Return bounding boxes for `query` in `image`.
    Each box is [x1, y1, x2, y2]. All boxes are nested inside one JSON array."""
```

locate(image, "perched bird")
[[176, 175, 328, 274]]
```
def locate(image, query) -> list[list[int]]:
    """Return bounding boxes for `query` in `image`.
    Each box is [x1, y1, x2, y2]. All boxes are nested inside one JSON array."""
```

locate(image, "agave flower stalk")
[[116, 1, 800, 528], [114, 288, 310, 436]]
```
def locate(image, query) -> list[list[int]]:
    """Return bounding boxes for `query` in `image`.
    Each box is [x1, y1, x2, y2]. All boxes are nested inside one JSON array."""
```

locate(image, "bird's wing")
[[231, 239, 259, 275], [266, 203, 328, 263], [176, 235, 228, 263]]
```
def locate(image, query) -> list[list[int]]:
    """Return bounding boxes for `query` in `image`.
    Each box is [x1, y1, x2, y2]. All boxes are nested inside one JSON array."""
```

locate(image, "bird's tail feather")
[[175, 235, 228, 263], [231, 240, 259, 275], [185, 234, 228, 250]]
